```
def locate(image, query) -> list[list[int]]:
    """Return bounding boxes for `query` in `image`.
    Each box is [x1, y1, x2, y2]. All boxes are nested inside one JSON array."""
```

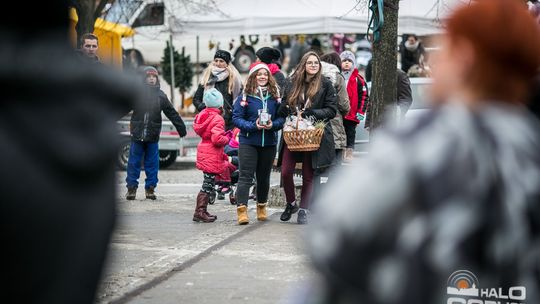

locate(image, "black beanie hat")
[[256, 47, 282, 64], [214, 50, 232, 64]]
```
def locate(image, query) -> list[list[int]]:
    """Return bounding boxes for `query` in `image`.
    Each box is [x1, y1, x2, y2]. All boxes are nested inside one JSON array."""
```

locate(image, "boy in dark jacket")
[[126, 66, 187, 200]]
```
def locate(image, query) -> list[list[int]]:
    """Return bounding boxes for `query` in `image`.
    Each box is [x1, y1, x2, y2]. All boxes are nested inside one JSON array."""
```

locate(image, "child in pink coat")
[[192, 88, 229, 222]]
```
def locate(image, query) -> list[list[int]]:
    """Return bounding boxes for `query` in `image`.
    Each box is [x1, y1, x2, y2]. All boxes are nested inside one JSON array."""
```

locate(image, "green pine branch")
[[161, 42, 194, 94]]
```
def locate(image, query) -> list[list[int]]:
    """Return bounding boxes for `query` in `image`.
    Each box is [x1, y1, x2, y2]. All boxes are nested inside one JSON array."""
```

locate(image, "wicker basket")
[[283, 117, 324, 152]]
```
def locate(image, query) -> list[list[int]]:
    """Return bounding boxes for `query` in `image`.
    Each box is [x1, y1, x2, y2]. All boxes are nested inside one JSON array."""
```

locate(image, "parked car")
[[354, 77, 433, 153], [117, 115, 198, 170]]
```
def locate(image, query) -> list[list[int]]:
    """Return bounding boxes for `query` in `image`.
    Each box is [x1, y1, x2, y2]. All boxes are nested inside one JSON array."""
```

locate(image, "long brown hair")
[[243, 67, 280, 99], [287, 51, 323, 109]]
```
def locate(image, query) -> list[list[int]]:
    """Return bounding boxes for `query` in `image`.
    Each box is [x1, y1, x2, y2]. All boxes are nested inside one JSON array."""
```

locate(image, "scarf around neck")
[[206, 67, 229, 88]]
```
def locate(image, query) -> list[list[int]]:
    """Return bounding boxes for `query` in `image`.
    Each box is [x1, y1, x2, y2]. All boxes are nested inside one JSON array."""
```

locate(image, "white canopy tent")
[[168, 0, 469, 36]]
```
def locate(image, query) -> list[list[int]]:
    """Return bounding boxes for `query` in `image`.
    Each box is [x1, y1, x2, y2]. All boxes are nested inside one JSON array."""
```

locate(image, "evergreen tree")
[[161, 42, 194, 108]]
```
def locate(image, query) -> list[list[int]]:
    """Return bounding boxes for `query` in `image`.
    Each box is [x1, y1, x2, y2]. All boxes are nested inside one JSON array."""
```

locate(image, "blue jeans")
[[126, 141, 159, 189]]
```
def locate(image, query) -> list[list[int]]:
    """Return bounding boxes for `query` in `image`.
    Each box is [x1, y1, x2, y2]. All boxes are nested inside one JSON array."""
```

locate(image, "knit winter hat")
[[256, 47, 282, 64], [248, 62, 270, 76], [144, 66, 159, 76], [203, 88, 224, 108], [340, 50, 357, 68], [214, 50, 232, 64]]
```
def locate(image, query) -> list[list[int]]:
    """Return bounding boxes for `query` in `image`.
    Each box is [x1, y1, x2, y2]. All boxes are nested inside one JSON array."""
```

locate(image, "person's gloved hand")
[[277, 103, 290, 117], [301, 109, 315, 119], [179, 127, 187, 137], [197, 103, 206, 112], [356, 113, 365, 121]]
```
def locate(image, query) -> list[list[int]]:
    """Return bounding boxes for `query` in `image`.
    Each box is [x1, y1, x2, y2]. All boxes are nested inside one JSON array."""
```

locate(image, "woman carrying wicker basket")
[[276, 51, 338, 224]]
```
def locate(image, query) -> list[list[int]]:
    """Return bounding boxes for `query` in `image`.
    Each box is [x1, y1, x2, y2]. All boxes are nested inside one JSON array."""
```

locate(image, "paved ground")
[[97, 162, 313, 304]]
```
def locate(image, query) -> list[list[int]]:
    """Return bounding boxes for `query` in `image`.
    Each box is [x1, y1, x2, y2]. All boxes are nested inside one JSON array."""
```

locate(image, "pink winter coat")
[[193, 108, 229, 174]]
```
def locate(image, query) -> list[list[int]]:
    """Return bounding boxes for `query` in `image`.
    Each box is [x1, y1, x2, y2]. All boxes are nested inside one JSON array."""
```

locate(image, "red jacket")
[[193, 108, 229, 174], [344, 68, 369, 123]]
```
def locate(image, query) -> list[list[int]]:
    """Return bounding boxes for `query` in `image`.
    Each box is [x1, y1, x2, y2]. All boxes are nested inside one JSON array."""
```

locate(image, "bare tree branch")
[[94, 0, 110, 20]]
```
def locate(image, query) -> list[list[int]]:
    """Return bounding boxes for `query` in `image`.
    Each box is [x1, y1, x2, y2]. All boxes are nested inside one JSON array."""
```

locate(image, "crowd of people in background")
[[272, 32, 432, 80]]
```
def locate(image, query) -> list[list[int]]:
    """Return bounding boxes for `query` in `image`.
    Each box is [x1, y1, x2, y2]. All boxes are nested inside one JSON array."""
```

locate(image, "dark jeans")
[[343, 119, 358, 149], [126, 140, 159, 189], [281, 145, 314, 209], [236, 144, 276, 205]]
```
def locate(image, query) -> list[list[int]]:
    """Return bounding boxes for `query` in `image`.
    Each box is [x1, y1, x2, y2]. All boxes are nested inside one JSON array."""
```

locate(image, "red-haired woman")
[[307, 0, 540, 303]]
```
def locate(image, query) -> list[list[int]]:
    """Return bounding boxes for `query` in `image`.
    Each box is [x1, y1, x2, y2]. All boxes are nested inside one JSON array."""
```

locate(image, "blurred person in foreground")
[[0, 1, 138, 303], [305, 0, 540, 303]]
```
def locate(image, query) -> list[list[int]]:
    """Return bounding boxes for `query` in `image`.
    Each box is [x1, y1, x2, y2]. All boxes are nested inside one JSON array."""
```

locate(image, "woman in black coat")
[[192, 50, 243, 130], [277, 51, 337, 224]]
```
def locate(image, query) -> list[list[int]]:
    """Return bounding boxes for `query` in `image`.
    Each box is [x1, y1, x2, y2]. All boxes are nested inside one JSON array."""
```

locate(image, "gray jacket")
[[321, 62, 350, 150], [308, 102, 540, 304]]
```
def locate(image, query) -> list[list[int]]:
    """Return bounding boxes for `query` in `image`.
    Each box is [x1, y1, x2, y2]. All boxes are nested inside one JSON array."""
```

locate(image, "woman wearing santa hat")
[[232, 62, 285, 225]]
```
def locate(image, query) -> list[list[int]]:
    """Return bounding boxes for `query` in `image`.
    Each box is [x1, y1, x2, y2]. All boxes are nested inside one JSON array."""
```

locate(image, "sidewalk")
[[97, 179, 314, 304], [124, 214, 313, 304]]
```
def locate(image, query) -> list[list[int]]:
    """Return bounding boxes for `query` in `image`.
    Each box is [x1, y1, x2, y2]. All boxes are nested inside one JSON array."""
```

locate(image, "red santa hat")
[[248, 62, 270, 76]]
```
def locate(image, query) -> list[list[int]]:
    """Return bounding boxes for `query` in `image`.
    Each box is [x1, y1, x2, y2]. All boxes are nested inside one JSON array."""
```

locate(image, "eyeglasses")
[[306, 61, 320, 66]]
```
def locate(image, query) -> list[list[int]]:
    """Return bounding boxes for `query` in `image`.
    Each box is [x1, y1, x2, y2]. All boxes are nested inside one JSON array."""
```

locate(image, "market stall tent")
[[165, 0, 469, 36]]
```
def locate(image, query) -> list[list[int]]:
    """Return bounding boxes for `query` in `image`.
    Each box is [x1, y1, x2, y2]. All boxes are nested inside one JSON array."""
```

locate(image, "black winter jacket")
[[192, 80, 235, 130], [273, 71, 287, 92], [277, 77, 338, 169], [130, 86, 187, 142]]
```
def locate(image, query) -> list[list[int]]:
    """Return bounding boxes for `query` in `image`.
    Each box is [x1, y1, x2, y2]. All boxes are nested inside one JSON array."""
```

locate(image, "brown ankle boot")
[[145, 186, 156, 200], [256, 203, 267, 221], [126, 187, 137, 200], [237, 205, 249, 225], [193, 192, 216, 223]]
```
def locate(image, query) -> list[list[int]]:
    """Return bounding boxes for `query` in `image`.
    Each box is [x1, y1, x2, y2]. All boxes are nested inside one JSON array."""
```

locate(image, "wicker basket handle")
[[295, 112, 301, 133]]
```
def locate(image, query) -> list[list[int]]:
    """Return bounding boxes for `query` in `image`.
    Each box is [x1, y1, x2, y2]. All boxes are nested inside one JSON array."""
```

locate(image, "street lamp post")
[[169, 17, 175, 105]]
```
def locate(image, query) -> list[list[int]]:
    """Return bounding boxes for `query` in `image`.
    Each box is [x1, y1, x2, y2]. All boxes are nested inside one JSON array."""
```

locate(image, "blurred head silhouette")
[[0, 0, 68, 36], [431, 0, 540, 105]]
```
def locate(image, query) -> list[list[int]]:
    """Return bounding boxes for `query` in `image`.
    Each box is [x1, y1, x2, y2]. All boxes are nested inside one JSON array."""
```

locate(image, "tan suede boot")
[[256, 203, 267, 221], [237, 205, 249, 225], [344, 148, 354, 162]]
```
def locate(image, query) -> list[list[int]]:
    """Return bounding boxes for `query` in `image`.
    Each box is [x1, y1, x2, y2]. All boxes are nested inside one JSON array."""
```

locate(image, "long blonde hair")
[[287, 51, 323, 109], [199, 63, 239, 95]]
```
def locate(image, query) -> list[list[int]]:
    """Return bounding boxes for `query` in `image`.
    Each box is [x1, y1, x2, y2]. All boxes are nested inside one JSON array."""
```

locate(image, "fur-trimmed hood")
[[321, 61, 340, 85]]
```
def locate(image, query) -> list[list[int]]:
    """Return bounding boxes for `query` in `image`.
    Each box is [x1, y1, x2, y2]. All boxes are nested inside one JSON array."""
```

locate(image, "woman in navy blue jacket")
[[232, 63, 285, 225]]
